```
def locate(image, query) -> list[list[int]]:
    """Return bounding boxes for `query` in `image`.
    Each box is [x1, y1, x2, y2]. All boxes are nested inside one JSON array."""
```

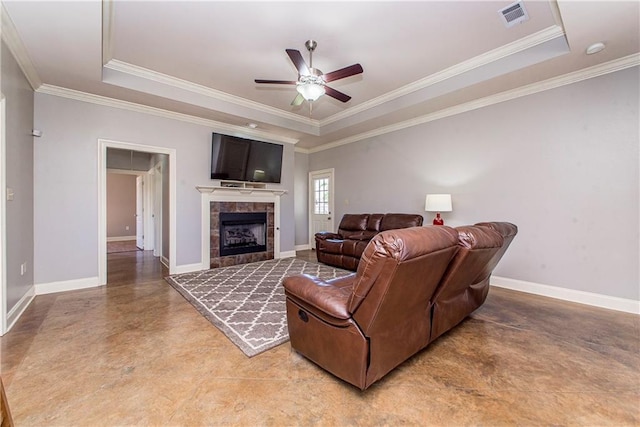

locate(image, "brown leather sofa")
[[284, 222, 517, 390], [315, 213, 424, 270]]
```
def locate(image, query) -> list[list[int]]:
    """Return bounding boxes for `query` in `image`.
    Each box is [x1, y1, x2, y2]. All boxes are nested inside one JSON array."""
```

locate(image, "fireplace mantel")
[[198, 185, 284, 270], [196, 185, 287, 196]]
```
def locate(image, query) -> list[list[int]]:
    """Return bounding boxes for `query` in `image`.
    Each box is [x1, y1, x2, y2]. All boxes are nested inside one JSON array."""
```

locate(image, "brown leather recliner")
[[429, 223, 516, 342], [315, 213, 424, 270], [284, 222, 517, 390]]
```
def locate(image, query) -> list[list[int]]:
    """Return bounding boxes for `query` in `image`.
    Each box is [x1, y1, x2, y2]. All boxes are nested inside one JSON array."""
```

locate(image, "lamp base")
[[432, 213, 444, 226]]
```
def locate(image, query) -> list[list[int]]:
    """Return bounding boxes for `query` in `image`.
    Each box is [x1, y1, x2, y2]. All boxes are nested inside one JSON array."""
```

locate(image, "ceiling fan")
[[255, 40, 364, 106]]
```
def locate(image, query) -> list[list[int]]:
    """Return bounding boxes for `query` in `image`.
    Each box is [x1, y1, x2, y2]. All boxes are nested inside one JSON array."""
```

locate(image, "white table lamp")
[[425, 194, 452, 225]]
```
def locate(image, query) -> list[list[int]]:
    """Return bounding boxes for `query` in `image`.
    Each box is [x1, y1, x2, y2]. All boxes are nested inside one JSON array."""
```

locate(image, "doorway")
[[308, 168, 335, 249], [98, 139, 176, 285], [0, 97, 6, 334], [105, 168, 148, 253]]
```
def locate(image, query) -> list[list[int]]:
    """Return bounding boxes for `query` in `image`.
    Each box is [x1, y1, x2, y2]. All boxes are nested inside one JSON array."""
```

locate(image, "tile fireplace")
[[197, 185, 286, 270], [210, 202, 274, 268]]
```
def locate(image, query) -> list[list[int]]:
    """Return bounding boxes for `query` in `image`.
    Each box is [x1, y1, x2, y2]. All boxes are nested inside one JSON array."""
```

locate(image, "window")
[[314, 177, 329, 215]]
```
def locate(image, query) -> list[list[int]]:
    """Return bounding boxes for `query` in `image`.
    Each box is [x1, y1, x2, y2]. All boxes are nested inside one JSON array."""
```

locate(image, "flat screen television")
[[210, 133, 284, 183]]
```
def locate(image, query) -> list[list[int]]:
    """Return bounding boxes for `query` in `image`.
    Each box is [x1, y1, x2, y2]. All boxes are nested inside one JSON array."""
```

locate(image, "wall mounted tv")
[[210, 133, 284, 183]]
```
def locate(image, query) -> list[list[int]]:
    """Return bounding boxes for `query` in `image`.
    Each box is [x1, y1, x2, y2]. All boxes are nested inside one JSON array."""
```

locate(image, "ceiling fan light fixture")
[[296, 82, 325, 101]]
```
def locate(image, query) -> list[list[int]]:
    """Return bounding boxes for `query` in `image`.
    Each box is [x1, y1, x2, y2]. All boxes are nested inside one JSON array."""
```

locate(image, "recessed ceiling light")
[[586, 42, 606, 55], [247, 123, 258, 129]]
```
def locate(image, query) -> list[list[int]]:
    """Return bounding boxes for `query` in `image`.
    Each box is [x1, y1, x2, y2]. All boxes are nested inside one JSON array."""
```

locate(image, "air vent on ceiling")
[[499, 1, 530, 28]]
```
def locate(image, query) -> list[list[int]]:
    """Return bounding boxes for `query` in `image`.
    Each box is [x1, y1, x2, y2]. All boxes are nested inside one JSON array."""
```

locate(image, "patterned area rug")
[[165, 258, 351, 357]]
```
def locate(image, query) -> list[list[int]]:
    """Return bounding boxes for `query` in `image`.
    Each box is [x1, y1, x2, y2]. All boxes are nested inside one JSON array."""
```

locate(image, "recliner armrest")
[[315, 232, 342, 241], [283, 274, 356, 320]]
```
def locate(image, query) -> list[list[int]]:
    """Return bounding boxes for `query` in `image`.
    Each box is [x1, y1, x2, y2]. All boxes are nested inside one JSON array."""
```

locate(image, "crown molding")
[[35, 52, 638, 154], [36, 84, 299, 145], [319, 25, 565, 127], [306, 53, 640, 154], [1, 3, 42, 90], [104, 59, 320, 129]]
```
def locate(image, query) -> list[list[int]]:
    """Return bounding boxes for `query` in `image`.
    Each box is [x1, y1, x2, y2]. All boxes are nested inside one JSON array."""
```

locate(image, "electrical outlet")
[[20, 262, 27, 276], [125, 225, 130, 231], [7, 188, 14, 201]]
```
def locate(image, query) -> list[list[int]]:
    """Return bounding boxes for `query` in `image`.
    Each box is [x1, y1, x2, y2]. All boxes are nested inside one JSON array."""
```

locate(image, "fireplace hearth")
[[219, 212, 267, 256]]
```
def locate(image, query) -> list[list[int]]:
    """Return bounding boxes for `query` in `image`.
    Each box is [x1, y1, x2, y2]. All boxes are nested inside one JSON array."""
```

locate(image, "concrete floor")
[[1, 250, 638, 426]]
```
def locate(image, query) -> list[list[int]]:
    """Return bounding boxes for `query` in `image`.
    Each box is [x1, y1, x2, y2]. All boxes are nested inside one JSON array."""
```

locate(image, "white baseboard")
[[35, 276, 102, 295], [279, 250, 297, 259], [491, 276, 640, 314], [4, 285, 36, 335], [106, 236, 136, 242], [295, 244, 311, 251], [174, 263, 203, 274]]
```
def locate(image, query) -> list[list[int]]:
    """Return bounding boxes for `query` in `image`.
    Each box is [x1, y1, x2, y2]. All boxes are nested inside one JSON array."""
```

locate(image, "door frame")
[[98, 139, 177, 285], [308, 168, 335, 248], [0, 97, 6, 335], [135, 175, 144, 249], [149, 161, 163, 258]]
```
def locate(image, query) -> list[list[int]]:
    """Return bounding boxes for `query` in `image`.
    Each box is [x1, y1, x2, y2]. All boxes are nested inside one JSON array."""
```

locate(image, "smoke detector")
[[499, 2, 530, 28]]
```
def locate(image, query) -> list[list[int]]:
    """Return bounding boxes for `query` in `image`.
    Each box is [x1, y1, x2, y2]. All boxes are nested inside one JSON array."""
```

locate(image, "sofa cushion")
[[366, 214, 384, 231], [339, 214, 369, 231], [343, 240, 370, 258], [317, 239, 343, 255], [380, 213, 424, 231]]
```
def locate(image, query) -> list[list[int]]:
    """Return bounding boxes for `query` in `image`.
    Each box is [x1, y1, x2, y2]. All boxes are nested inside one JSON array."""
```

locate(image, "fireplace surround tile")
[[210, 201, 275, 268]]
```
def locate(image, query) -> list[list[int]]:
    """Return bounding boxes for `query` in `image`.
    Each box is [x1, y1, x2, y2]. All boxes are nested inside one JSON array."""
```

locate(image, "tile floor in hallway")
[[1, 250, 639, 426]]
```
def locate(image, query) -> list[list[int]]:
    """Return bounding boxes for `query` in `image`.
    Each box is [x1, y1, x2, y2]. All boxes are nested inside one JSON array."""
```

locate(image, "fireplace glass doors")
[[219, 212, 267, 256]]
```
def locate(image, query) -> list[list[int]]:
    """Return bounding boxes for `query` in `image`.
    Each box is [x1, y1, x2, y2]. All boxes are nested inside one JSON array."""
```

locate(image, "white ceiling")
[[2, 1, 639, 150]]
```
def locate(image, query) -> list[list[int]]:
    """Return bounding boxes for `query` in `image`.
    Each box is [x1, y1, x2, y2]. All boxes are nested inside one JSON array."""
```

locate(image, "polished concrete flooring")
[[1, 250, 638, 426]]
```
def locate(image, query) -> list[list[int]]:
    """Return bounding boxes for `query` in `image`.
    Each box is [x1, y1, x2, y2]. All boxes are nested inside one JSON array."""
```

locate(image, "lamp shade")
[[425, 194, 452, 212], [296, 83, 325, 101]]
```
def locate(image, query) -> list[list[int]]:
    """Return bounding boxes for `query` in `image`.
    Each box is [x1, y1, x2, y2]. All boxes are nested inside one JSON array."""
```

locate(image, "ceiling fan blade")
[[291, 93, 304, 106], [286, 49, 310, 76], [322, 64, 363, 83], [325, 86, 352, 103], [254, 79, 297, 85]]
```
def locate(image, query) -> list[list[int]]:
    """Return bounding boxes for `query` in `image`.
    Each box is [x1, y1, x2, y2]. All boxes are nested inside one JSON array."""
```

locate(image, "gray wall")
[[106, 173, 136, 238], [308, 67, 639, 301], [33, 93, 295, 284], [2, 41, 34, 310], [294, 151, 309, 247]]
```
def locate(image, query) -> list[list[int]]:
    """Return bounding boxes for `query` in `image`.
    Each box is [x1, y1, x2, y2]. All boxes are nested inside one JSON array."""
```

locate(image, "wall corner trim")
[[4, 286, 36, 335]]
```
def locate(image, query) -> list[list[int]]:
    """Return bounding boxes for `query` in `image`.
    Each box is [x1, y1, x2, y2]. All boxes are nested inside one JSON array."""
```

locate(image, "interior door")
[[135, 175, 144, 249], [309, 169, 334, 249]]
